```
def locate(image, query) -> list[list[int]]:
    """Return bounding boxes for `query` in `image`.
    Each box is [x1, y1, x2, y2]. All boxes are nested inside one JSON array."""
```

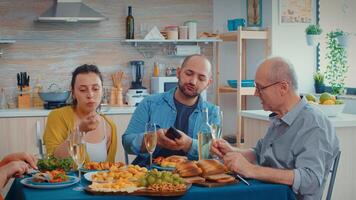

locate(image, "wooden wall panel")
[[0, 0, 213, 105]]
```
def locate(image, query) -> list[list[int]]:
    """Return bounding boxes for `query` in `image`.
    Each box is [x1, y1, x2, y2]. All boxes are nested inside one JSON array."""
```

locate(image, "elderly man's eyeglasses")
[[254, 81, 282, 94]]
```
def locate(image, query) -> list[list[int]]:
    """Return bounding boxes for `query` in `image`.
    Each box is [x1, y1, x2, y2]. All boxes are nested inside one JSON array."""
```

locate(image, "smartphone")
[[165, 126, 181, 140]]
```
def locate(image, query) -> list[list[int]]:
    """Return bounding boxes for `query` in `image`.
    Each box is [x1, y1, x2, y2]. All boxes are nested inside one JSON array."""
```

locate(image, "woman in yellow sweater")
[[43, 64, 117, 162]]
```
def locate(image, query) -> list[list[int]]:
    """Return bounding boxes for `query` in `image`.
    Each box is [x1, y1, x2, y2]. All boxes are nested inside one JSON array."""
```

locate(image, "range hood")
[[37, 0, 107, 22]]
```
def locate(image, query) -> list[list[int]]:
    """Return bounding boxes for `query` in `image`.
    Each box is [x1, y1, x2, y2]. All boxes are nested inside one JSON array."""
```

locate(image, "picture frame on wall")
[[279, 0, 312, 24], [247, 0, 262, 27]]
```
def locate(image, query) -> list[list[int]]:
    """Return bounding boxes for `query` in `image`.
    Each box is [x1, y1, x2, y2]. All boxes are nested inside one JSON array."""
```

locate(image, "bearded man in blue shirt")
[[123, 54, 220, 166], [212, 57, 339, 200]]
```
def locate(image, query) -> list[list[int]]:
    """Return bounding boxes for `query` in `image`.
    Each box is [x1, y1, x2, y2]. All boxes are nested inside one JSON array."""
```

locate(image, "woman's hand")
[[79, 113, 100, 133]]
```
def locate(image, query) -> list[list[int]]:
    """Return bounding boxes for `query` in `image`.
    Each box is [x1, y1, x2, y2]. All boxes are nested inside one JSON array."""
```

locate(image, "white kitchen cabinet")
[[0, 117, 46, 159], [107, 113, 134, 163]]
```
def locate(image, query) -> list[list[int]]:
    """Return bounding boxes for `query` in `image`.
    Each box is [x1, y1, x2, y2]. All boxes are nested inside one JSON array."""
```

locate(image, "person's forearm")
[[0, 167, 9, 188], [53, 140, 71, 159], [236, 148, 257, 164], [250, 165, 294, 186]]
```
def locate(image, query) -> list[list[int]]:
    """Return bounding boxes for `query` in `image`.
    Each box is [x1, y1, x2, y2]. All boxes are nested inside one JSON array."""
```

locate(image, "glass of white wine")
[[68, 128, 86, 191], [144, 123, 157, 169], [211, 107, 223, 140]]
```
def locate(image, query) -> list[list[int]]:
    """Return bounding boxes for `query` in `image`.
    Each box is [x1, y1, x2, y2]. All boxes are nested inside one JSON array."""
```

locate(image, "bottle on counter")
[[198, 108, 213, 160], [126, 6, 135, 39], [153, 62, 160, 77]]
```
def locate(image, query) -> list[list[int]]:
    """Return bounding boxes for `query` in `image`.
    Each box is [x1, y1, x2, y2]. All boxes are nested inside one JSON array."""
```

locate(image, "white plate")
[[84, 171, 112, 183], [20, 176, 80, 189]]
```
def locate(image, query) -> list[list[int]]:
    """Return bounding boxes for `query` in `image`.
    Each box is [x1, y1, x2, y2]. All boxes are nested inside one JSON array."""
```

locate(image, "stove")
[[43, 102, 69, 110]]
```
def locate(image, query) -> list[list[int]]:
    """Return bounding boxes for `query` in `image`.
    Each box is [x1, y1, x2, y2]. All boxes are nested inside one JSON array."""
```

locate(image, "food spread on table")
[[83, 161, 125, 171], [32, 170, 69, 183], [153, 155, 188, 168], [37, 156, 73, 172]]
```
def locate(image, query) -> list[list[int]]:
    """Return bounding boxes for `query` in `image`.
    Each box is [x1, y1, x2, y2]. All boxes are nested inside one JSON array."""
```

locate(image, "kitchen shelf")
[[215, 28, 271, 147], [218, 86, 255, 95], [125, 38, 221, 46], [0, 39, 16, 44]]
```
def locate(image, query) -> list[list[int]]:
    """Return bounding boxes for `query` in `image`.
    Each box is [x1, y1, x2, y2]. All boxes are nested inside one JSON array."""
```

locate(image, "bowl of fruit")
[[306, 92, 345, 117]]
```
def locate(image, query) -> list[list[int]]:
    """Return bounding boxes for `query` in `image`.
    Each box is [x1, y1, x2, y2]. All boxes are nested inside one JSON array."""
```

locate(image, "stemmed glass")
[[144, 123, 158, 169], [68, 127, 86, 191], [211, 107, 223, 140]]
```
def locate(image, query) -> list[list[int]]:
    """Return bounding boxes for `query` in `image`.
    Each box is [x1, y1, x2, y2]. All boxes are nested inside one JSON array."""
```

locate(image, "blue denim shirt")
[[122, 88, 219, 165]]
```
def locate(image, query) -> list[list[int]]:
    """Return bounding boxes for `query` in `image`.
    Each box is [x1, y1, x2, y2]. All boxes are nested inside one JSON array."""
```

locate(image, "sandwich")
[[175, 161, 203, 177], [204, 173, 236, 183]]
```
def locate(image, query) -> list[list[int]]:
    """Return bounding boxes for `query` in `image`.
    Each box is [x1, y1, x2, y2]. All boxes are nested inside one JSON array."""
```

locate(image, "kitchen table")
[[6, 177, 296, 200]]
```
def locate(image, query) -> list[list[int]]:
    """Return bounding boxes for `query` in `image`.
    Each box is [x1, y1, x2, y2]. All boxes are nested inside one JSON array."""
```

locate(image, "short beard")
[[178, 82, 199, 98]]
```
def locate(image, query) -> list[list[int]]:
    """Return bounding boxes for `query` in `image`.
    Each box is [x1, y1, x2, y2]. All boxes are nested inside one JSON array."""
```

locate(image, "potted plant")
[[313, 71, 325, 94], [324, 30, 349, 95], [332, 29, 350, 48], [305, 24, 322, 46]]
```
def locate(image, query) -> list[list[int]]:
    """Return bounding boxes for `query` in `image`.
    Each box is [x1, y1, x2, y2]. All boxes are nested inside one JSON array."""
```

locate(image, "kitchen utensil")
[[38, 91, 70, 103]]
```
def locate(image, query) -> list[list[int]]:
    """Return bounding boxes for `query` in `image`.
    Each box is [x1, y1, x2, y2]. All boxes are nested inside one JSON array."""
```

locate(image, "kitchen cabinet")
[[0, 117, 45, 159], [241, 110, 356, 200], [0, 39, 15, 56], [215, 28, 271, 147], [106, 113, 134, 163]]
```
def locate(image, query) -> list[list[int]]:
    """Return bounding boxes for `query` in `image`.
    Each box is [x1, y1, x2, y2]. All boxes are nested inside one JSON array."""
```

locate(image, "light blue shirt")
[[122, 88, 219, 166], [253, 97, 339, 200]]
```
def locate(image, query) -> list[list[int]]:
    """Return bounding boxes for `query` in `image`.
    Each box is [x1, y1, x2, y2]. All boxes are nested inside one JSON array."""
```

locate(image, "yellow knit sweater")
[[43, 106, 117, 162]]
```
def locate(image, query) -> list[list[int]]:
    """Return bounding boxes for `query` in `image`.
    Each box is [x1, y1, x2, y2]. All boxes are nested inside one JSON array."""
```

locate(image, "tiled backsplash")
[[0, 0, 214, 107]]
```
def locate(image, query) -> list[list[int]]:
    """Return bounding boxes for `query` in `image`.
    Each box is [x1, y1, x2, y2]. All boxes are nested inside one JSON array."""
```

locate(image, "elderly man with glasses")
[[211, 57, 339, 200]]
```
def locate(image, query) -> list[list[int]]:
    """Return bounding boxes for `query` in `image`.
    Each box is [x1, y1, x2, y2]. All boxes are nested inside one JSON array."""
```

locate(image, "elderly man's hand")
[[223, 152, 255, 178], [211, 139, 234, 158], [79, 113, 100, 133], [0, 152, 37, 170]]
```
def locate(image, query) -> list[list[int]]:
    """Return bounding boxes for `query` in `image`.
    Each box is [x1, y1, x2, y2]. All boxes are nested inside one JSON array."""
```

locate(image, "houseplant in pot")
[[305, 24, 322, 46], [313, 71, 325, 94], [333, 29, 350, 48], [324, 30, 349, 95]]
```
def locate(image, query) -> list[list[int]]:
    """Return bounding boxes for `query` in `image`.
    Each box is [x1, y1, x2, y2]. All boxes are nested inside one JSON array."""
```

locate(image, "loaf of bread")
[[197, 159, 228, 176], [164, 155, 188, 163], [183, 176, 206, 184], [175, 161, 203, 177]]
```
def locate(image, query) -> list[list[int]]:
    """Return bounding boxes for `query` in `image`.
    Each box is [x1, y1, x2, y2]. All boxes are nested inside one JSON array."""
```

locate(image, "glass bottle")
[[198, 108, 213, 160], [126, 6, 134, 39]]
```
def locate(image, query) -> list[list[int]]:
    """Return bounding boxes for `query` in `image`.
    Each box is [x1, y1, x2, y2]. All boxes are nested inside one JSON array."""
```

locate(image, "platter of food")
[[85, 166, 191, 197]]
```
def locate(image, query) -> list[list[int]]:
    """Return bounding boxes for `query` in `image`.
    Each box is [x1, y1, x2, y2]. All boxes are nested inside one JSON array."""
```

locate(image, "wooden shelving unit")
[[215, 28, 271, 147]]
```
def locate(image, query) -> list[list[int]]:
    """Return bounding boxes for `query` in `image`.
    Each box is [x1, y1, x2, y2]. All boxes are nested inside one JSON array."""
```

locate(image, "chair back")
[[325, 150, 341, 200]]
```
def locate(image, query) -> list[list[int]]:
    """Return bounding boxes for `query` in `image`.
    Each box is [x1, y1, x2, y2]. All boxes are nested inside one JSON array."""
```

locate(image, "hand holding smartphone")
[[165, 126, 181, 140]]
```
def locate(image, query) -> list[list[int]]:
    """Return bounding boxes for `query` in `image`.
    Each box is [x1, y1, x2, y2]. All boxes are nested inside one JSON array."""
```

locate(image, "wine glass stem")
[[149, 152, 152, 169], [78, 168, 82, 185]]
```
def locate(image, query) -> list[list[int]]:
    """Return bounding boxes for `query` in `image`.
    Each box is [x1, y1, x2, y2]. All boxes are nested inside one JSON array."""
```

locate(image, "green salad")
[[37, 156, 73, 172]]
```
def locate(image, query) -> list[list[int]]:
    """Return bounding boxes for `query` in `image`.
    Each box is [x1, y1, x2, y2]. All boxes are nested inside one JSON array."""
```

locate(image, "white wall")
[[213, 0, 317, 137]]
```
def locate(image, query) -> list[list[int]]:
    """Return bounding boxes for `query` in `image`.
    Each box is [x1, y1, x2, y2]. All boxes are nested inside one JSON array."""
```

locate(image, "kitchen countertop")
[[0, 106, 136, 118], [241, 110, 356, 128]]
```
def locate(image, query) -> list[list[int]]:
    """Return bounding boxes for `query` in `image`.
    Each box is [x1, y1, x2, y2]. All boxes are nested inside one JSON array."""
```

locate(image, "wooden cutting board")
[[194, 179, 239, 188]]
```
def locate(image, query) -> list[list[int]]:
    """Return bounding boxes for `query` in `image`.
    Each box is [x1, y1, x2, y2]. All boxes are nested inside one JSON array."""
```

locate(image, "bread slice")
[[183, 176, 206, 184], [197, 159, 228, 176], [176, 161, 202, 177], [205, 173, 235, 183]]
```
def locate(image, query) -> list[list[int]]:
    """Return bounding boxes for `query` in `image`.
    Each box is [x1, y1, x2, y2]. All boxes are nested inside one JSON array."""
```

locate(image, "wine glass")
[[144, 123, 157, 169], [211, 107, 223, 140], [68, 128, 86, 191]]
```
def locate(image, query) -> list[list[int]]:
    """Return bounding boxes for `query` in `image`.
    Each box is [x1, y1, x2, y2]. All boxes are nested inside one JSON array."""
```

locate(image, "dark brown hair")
[[71, 64, 103, 107]]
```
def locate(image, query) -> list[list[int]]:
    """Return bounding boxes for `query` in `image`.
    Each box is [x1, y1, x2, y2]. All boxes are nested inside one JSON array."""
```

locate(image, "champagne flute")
[[144, 123, 157, 169], [212, 107, 223, 140], [68, 128, 86, 191]]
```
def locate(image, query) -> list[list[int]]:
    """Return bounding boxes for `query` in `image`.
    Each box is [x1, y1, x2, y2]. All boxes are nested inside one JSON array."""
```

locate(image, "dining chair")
[[325, 150, 341, 200]]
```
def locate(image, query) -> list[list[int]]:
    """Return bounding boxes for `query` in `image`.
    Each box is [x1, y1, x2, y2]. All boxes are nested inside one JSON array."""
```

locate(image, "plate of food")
[[21, 170, 80, 189], [81, 161, 124, 173], [152, 155, 187, 171]]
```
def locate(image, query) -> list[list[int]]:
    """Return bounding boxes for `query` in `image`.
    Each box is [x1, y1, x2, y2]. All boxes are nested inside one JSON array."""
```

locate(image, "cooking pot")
[[38, 91, 70, 103], [38, 83, 70, 103]]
